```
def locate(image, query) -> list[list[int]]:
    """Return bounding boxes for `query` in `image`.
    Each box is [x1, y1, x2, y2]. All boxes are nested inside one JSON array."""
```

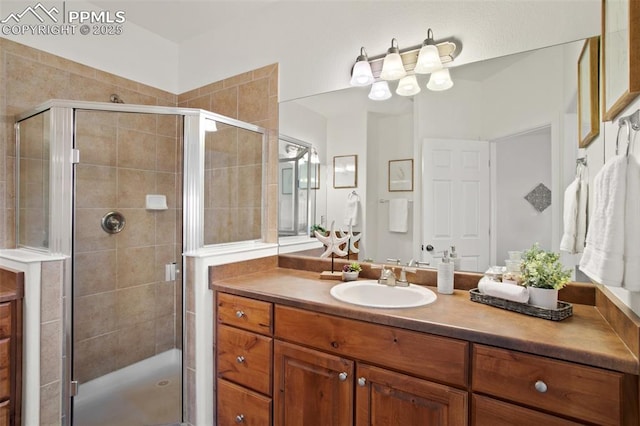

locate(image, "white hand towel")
[[344, 194, 359, 227], [561, 169, 588, 254], [580, 156, 627, 287], [560, 177, 580, 253], [388, 198, 409, 233], [478, 277, 530, 303], [623, 156, 640, 291]]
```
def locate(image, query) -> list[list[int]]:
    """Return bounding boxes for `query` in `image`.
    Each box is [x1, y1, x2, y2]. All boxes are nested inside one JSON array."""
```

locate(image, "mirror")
[[279, 39, 586, 273]]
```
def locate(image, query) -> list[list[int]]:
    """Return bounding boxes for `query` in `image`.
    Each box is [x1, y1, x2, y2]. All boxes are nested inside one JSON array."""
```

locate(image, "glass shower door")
[[71, 109, 183, 426]]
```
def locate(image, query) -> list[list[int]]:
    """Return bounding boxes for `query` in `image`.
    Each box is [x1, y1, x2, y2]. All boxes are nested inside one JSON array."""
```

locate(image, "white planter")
[[528, 287, 558, 309], [342, 271, 359, 281]]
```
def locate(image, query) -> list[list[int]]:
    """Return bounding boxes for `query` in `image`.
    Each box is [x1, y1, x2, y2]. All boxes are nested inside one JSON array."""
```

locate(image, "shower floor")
[[73, 349, 183, 426]]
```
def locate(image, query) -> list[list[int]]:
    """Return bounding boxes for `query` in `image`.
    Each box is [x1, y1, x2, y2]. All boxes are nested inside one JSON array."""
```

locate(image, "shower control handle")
[[235, 414, 245, 423], [235, 310, 245, 318], [101, 211, 126, 234]]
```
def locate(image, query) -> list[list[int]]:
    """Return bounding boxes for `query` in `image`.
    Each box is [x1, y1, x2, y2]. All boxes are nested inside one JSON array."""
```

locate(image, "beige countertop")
[[212, 267, 639, 375]]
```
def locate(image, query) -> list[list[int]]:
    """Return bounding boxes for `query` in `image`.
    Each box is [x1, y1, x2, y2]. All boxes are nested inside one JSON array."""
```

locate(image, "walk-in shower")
[[14, 100, 267, 425]]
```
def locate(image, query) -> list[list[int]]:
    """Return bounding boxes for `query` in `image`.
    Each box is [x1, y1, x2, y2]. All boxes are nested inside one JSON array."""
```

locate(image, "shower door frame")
[[15, 99, 267, 425]]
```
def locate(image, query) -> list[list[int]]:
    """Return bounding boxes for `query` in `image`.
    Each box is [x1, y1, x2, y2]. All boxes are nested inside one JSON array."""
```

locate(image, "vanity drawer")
[[218, 379, 271, 426], [0, 304, 11, 339], [218, 293, 272, 335], [472, 394, 582, 426], [217, 325, 272, 396], [472, 344, 627, 426], [275, 305, 468, 387], [0, 338, 10, 401]]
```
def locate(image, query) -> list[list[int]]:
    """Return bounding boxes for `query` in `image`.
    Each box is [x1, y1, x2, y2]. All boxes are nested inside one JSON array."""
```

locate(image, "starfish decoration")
[[315, 220, 349, 258], [339, 224, 361, 254]]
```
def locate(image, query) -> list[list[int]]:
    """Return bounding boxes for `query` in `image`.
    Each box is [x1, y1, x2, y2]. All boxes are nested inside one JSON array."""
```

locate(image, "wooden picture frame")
[[578, 36, 600, 148], [602, 0, 640, 121], [333, 155, 357, 188], [388, 159, 413, 192]]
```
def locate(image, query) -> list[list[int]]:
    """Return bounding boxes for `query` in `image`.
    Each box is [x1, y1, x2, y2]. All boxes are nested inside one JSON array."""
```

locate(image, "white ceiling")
[[89, 0, 282, 43]]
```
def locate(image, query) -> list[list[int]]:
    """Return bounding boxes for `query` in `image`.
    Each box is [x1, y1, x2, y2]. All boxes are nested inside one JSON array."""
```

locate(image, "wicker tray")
[[469, 288, 573, 321]]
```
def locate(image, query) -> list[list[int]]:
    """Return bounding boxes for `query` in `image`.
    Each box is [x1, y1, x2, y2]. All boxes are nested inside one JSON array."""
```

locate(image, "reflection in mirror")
[[280, 39, 586, 274], [278, 135, 317, 238]]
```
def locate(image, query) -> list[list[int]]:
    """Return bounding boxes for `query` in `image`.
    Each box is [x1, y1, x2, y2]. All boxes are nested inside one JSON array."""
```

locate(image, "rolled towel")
[[478, 277, 530, 303]]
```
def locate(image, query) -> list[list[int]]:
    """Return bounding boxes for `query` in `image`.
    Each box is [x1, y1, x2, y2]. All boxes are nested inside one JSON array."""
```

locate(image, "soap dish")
[[469, 288, 573, 321]]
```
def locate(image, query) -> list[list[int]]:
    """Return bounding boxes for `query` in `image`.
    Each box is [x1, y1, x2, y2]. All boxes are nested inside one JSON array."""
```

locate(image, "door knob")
[[338, 372, 348, 381], [357, 377, 366, 387]]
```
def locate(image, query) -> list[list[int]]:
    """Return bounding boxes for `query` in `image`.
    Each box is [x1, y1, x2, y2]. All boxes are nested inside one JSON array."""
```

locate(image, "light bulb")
[[368, 81, 392, 101], [427, 68, 454, 91]]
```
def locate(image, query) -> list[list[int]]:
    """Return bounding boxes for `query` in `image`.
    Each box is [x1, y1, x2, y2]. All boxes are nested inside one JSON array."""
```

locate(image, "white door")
[[422, 138, 490, 272]]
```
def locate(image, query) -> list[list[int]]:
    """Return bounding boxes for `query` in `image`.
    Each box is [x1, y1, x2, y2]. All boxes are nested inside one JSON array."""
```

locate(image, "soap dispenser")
[[449, 246, 461, 271], [437, 250, 454, 294]]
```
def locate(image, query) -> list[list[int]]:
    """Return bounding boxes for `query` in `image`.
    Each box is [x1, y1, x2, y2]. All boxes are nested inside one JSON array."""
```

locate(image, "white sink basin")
[[330, 280, 437, 308]]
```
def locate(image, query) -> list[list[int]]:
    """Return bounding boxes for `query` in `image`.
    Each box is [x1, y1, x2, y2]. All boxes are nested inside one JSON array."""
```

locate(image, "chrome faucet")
[[378, 266, 397, 286]]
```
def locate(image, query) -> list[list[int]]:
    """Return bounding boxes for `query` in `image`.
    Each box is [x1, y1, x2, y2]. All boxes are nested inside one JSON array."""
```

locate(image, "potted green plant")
[[342, 262, 362, 281], [521, 243, 571, 309], [310, 224, 327, 237]]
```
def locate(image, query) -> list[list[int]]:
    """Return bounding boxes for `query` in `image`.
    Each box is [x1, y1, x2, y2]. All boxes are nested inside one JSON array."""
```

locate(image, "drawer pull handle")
[[235, 414, 245, 423], [338, 372, 348, 381], [236, 356, 245, 364], [235, 310, 245, 318], [357, 377, 366, 387], [534, 380, 548, 393]]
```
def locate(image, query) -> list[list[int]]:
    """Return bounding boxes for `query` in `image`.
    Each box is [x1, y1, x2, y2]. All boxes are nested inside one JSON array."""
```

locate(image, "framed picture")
[[333, 155, 357, 188], [578, 36, 600, 148], [388, 159, 413, 192], [602, 0, 640, 121], [281, 167, 292, 194]]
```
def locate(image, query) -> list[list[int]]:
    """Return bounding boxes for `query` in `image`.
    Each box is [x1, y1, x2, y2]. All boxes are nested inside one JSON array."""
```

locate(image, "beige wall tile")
[[6, 54, 68, 112], [155, 314, 176, 353], [76, 165, 117, 208], [223, 71, 252, 88], [116, 320, 156, 369], [157, 135, 177, 173], [41, 261, 62, 323], [74, 333, 119, 382], [117, 246, 156, 288], [75, 112, 118, 167], [118, 111, 157, 132], [117, 128, 157, 171], [156, 172, 177, 209], [238, 79, 269, 123], [116, 208, 156, 248], [116, 284, 156, 327], [74, 292, 117, 341], [117, 169, 156, 208], [74, 250, 117, 297], [237, 165, 262, 208], [155, 282, 175, 317], [67, 73, 118, 103], [211, 87, 238, 119], [155, 244, 177, 282], [156, 213, 177, 246], [40, 380, 61, 426], [157, 114, 178, 138], [40, 320, 62, 385]]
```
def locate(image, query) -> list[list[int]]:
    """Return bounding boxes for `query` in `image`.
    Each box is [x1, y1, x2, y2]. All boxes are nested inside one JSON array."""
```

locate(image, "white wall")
[[325, 112, 367, 256], [0, 0, 179, 92], [179, 1, 600, 101], [494, 128, 552, 261], [369, 112, 414, 264]]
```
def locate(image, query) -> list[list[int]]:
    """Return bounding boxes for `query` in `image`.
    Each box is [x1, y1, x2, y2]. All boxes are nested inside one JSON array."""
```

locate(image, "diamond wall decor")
[[524, 183, 552, 212]]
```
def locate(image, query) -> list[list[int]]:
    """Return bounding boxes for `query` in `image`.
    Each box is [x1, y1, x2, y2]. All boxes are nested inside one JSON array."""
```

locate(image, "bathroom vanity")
[[212, 266, 639, 425]]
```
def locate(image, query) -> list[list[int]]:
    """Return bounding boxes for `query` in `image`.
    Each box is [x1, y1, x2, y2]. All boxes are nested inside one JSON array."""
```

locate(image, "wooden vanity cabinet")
[[274, 305, 469, 426], [216, 293, 274, 426]]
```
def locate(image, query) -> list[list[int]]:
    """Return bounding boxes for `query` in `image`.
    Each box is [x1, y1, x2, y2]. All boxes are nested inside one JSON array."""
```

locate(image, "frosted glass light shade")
[[427, 68, 454, 91], [415, 44, 442, 74], [350, 60, 375, 86], [368, 81, 392, 101], [396, 75, 421, 96], [380, 52, 406, 81]]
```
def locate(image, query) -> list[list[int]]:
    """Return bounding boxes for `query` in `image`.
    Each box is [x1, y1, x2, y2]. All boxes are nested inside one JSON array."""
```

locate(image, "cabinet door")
[[274, 340, 354, 426], [356, 364, 468, 426]]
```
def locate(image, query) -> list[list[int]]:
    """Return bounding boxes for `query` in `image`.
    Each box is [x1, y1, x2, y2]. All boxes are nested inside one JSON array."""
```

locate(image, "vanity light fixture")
[[350, 47, 375, 86], [349, 28, 458, 100], [380, 38, 407, 81]]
